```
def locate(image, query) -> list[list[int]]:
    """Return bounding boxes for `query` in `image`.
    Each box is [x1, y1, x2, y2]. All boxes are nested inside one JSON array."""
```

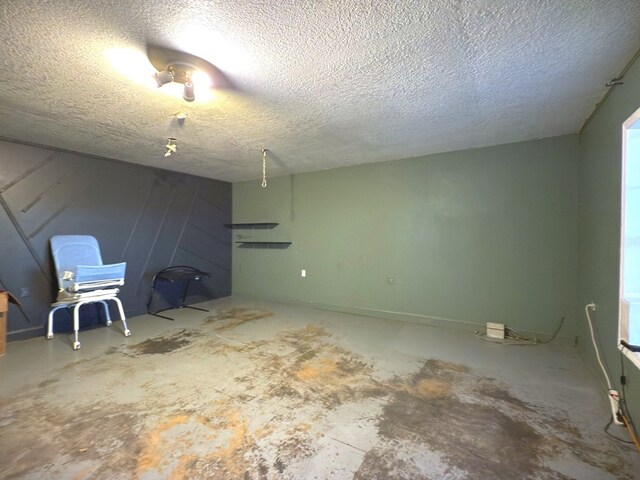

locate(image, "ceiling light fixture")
[[148, 45, 217, 103]]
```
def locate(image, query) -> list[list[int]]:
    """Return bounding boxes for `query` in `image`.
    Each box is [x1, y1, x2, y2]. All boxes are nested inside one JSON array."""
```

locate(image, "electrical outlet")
[[301, 269, 306, 278]]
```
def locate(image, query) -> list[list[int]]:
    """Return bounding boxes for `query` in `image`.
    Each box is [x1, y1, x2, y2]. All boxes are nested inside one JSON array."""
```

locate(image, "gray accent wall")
[[578, 55, 640, 424], [233, 135, 580, 339], [0, 140, 231, 339]]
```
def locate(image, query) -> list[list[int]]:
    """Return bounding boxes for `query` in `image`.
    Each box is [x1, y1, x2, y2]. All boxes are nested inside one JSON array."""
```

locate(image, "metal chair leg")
[[112, 297, 131, 337], [48, 296, 129, 350], [47, 305, 67, 340], [72, 303, 82, 350], [99, 300, 112, 326]]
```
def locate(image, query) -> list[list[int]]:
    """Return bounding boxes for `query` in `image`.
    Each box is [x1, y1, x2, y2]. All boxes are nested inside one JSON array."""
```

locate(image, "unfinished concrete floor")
[[0, 297, 638, 479]]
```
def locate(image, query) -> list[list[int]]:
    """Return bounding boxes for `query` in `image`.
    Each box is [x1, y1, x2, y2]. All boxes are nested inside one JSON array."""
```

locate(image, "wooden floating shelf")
[[236, 240, 291, 245], [225, 223, 279, 229], [228, 223, 288, 248], [235, 241, 292, 247]]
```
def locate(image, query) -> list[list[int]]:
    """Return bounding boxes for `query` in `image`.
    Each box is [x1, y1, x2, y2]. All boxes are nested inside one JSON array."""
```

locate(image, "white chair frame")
[[47, 295, 130, 350]]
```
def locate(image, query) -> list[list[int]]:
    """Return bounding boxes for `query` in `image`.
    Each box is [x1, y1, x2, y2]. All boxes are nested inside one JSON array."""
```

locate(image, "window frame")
[[619, 106, 640, 370]]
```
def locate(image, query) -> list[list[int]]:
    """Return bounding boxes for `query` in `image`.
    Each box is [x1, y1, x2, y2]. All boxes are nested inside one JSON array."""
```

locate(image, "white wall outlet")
[[301, 269, 306, 277]]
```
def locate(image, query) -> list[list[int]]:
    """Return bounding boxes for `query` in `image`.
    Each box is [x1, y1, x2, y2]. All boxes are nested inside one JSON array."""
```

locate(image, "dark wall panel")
[[188, 196, 230, 243], [0, 140, 231, 339]]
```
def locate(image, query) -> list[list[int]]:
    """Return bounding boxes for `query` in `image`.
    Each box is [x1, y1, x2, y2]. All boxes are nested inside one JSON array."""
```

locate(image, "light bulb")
[[191, 70, 213, 89], [183, 80, 195, 102], [154, 70, 173, 87]]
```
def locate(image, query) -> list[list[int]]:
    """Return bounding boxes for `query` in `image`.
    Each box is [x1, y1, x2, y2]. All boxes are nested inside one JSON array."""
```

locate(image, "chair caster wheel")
[[46, 333, 54, 340], [73, 341, 81, 350], [124, 329, 131, 337], [106, 321, 113, 327]]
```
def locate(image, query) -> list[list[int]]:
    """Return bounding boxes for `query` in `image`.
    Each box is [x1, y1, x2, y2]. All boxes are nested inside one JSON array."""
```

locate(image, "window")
[[620, 107, 640, 369]]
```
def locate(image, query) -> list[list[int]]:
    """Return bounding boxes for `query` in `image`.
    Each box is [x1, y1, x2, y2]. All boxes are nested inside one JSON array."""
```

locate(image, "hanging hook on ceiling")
[[169, 111, 189, 126], [261, 148, 268, 188], [164, 138, 177, 157]]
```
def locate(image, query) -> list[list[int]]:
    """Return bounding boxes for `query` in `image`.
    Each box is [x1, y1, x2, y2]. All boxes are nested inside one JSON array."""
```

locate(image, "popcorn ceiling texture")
[[0, 0, 639, 182]]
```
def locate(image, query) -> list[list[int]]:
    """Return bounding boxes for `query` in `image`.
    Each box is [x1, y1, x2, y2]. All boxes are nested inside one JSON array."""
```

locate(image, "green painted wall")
[[233, 135, 579, 337], [578, 55, 640, 423]]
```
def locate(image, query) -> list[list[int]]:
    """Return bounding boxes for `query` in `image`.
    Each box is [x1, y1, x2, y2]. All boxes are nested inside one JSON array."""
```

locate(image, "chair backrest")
[[50, 235, 103, 278]]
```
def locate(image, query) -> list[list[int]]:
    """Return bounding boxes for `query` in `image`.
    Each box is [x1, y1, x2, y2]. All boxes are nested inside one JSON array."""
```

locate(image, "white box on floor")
[[486, 322, 505, 339]]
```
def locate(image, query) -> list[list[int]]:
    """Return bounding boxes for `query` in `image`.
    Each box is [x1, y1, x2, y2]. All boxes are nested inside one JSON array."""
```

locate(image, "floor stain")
[[37, 378, 59, 388], [475, 381, 533, 411], [0, 396, 142, 479], [356, 359, 633, 480], [353, 448, 415, 480], [258, 338, 379, 410], [412, 378, 451, 399], [128, 329, 200, 355], [377, 391, 546, 479], [135, 406, 260, 480], [1, 314, 637, 480], [208, 307, 273, 332], [295, 357, 338, 380]]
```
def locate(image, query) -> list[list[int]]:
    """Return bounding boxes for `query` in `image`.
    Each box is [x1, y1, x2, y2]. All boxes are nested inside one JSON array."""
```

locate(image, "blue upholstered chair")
[[47, 235, 131, 350]]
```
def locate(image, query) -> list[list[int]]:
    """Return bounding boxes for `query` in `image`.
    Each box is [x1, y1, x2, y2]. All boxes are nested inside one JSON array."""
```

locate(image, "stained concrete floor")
[[0, 297, 639, 479]]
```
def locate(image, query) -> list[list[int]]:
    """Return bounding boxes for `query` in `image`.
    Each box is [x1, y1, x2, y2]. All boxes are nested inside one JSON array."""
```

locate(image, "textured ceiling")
[[1, 1, 639, 183]]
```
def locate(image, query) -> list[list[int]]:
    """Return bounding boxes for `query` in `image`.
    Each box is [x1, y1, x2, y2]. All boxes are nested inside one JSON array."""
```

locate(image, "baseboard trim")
[[7, 325, 44, 341], [231, 291, 576, 347]]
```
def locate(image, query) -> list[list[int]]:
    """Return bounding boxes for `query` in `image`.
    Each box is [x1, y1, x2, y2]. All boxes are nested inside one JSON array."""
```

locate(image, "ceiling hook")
[[261, 149, 268, 188]]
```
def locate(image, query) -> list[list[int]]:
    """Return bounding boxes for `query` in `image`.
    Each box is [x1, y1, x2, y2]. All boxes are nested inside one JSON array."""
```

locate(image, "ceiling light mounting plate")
[[148, 45, 217, 84], [147, 45, 221, 101], [166, 62, 197, 84]]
